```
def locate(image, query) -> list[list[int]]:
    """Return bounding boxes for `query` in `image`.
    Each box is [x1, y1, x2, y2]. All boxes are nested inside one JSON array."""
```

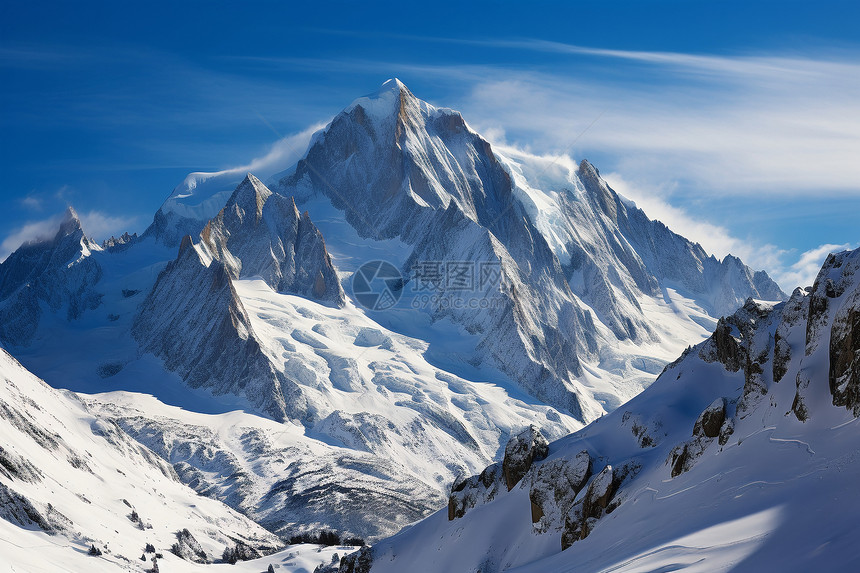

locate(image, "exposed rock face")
[[582, 465, 616, 519], [133, 236, 310, 422], [0, 446, 43, 483], [502, 426, 549, 491], [708, 320, 744, 372], [0, 482, 69, 533], [693, 398, 727, 439], [222, 540, 262, 564], [790, 249, 860, 421], [699, 299, 776, 415], [448, 463, 504, 521], [102, 231, 138, 250], [339, 546, 373, 573], [171, 528, 209, 563], [200, 174, 343, 305], [829, 259, 860, 415], [0, 207, 102, 346], [561, 463, 629, 550], [448, 427, 553, 522], [670, 395, 733, 477], [528, 450, 591, 532], [773, 288, 808, 383]]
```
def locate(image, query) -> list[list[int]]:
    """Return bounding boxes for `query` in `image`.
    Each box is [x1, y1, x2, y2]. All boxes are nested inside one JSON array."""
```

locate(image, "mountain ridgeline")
[[0, 80, 790, 550]]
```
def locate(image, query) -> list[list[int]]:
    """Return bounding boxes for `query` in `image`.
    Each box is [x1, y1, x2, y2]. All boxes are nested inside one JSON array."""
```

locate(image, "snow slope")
[[87, 277, 581, 542], [0, 347, 283, 572], [361, 247, 860, 572]]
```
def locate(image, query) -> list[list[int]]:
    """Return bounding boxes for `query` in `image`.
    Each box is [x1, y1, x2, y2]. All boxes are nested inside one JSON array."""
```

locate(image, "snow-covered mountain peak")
[[346, 77, 417, 122], [58, 204, 84, 234]]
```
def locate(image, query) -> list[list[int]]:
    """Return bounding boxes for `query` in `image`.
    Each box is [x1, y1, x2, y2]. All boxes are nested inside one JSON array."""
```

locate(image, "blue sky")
[[2, 0, 858, 288]]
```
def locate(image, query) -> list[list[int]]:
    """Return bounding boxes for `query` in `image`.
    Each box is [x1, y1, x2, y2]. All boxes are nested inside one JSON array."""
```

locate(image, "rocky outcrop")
[[670, 397, 734, 477], [561, 463, 635, 550], [102, 231, 138, 251], [222, 540, 262, 564], [447, 426, 551, 522], [502, 426, 549, 491], [829, 265, 860, 415], [790, 249, 860, 421], [693, 398, 727, 439], [0, 482, 70, 533], [0, 446, 43, 483], [528, 450, 591, 532], [339, 546, 373, 573], [699, 299, 776, 415], [448, 462, 504, 521]]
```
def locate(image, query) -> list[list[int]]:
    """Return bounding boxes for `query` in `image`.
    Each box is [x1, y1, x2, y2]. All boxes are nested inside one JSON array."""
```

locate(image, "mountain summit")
[[0, 80, 789, 548], [275, 79, 787, 418]]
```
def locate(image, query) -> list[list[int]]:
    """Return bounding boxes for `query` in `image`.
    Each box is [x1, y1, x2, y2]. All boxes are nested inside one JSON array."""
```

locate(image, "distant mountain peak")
[[60, 205, 81, 226], [378, 77, 408, 95], [229, 173, 272, 221], [345, 77, 424, 127]]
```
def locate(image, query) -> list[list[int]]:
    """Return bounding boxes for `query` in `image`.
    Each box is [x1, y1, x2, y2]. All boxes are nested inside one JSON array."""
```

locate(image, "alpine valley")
[[3, 79, 853, 572]]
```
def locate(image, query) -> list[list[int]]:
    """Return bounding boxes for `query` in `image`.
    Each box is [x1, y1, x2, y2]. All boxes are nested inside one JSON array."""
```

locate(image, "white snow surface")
[[367, 250, 860, 572], [84, 277, 581, 540], [0, 348, 284, 572]]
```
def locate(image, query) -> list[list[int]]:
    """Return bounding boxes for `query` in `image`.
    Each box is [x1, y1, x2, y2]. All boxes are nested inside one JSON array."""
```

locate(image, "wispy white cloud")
[[458, 58, 860, 196], [0, 216, 64, 261], [166, 123, 324, 216], [236, 123, 326, 178], [776, 243, 856, 290], [18, 195, 43, 211], [78, 211, 138, 243], [0, 210, 137, 262]]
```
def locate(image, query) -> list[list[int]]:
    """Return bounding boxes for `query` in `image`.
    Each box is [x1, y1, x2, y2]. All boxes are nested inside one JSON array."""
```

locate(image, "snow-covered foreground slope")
[[0, 347, 284, 572], [360, 248, 860, 572]]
